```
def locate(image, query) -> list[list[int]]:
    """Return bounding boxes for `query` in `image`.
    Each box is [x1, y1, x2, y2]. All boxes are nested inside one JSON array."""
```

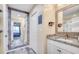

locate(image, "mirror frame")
[[55, 4, 79, 36]]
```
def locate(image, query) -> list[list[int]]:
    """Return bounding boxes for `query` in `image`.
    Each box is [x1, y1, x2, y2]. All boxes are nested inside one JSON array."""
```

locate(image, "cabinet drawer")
[[48, 44, 59, 54], [48, 43, 71, 54], [48, 40, 72, 54]]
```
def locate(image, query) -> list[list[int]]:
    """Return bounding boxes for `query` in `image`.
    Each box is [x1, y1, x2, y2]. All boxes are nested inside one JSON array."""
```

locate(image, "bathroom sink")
[[48, 35, 79, 47], [56, 38, 79, 46], [57, 38, 73, 43]]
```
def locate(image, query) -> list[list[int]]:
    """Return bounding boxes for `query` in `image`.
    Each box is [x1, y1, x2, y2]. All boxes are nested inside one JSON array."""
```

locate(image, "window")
[[38, 15, 42, 24], [13, 22, 21, 37]]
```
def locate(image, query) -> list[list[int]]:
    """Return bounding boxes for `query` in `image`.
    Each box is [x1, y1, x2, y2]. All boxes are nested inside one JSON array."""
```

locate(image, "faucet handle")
[[77, 36, 79, 41]]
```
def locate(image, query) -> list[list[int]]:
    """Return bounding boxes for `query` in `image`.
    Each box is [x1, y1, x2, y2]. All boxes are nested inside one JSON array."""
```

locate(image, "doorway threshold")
[[6, 45, 36, 54]]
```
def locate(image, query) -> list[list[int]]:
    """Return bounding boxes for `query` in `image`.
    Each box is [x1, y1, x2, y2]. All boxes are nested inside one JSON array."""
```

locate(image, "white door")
[[48, 41, 59, 54], [11, 21, 14, 42], [30, 12, 38, 53]]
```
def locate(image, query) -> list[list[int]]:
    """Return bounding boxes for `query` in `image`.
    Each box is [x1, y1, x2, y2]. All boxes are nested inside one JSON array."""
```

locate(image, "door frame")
[[8, 6, 30, 50]]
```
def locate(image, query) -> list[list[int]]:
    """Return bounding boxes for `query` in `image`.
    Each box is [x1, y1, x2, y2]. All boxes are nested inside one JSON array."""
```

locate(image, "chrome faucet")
[[77, 36, 79, 41], [65, 33, 69, 39]]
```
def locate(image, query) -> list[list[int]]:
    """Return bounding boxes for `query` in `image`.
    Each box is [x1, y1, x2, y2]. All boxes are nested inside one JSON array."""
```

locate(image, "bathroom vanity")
[[47, 35, 79, 54], [47, 4, 79, 54]]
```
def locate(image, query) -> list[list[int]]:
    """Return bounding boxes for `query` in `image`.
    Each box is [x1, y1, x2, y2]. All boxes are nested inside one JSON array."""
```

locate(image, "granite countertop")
[[47, 35, 79, 48]]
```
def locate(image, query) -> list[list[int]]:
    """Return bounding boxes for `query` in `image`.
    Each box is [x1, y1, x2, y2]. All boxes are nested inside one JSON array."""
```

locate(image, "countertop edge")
[[48, 37, 79, 48]]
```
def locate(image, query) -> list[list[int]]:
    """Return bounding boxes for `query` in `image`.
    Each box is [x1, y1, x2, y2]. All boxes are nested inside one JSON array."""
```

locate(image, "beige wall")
[[0, 12, 3, 53], [57, 12, 64, 32], [2, 5, 9, 53], [44, 5, 56, 35], [43, 5, 56, 53], [57, 4, 71, 32]]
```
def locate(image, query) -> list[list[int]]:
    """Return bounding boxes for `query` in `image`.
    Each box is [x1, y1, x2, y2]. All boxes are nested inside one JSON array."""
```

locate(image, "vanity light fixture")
[[58, 23, 62, 27], [48, 22, 54, 26], [0, 10, 2, 12], [0, 30, 2, 33]]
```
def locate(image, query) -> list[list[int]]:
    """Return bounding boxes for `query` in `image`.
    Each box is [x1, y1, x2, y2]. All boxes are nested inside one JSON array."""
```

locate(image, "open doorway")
[[8, 7, 29, 50]]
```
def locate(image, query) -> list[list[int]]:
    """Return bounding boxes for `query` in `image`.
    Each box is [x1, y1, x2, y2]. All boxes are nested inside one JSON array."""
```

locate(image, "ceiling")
[[11, 10, 27, 20], [8, 4, 36, 20], [8, 4, 35, 12]]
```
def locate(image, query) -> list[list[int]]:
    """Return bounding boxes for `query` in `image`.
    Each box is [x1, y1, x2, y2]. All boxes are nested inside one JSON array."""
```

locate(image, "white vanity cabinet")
[[47, 39, 79, 54], [48, 42, 59, 54]]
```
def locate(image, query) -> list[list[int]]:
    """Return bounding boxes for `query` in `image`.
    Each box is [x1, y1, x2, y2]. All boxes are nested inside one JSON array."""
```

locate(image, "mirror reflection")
[[57, 5, 79, 32]]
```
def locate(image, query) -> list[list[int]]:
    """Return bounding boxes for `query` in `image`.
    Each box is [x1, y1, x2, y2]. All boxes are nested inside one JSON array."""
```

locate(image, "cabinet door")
[[30, 12, 38, 53], [48, 43, 59, 54], [48, 40, 59, 54]]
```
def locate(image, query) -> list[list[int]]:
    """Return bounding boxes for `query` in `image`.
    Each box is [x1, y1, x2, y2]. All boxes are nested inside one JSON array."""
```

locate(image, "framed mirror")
[[56, 4, 79, 33]]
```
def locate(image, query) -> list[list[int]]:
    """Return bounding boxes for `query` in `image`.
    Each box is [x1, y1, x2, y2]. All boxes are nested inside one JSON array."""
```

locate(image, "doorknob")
[[57, 49, 61, 52], [5, 35, 7, 37]]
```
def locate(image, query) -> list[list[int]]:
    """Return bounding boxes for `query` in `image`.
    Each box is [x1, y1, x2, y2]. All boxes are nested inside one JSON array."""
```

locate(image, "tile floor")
[[7, 37, 36, 54], [7, 47, 36, 54], [11, 37, 24, 48]]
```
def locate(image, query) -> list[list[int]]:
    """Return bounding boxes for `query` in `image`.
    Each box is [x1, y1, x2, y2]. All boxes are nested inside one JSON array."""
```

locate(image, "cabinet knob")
[[5, 35, 7, 37], [57, 49, 61, 52]]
